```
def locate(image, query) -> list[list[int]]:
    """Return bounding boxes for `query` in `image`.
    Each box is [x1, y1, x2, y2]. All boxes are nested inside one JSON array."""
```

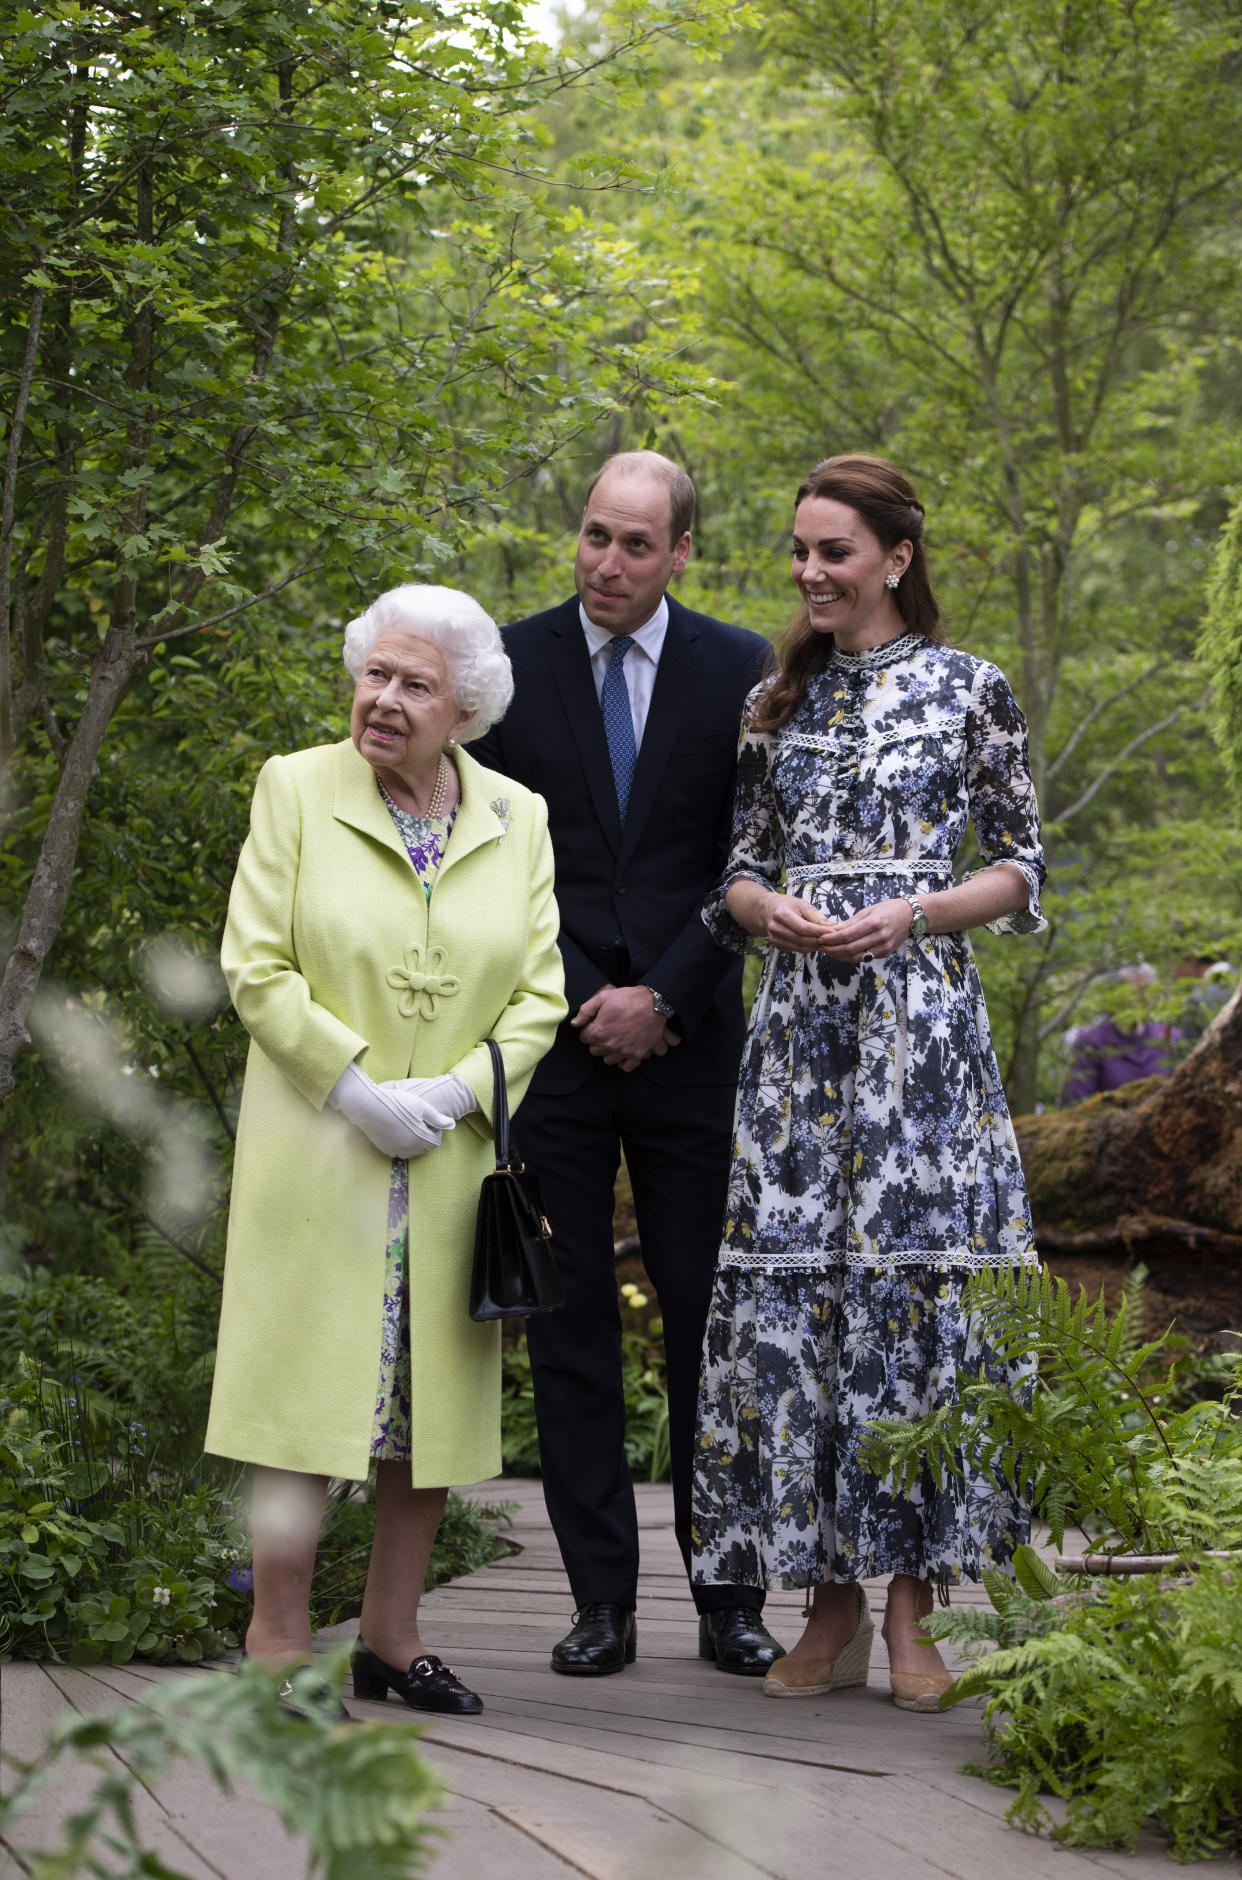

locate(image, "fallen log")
[[1017, 976, 1242, 1278]]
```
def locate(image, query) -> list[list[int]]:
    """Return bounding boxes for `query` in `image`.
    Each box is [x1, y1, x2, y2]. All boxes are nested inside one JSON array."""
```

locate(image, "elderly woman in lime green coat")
[[205, 584, 565, 1718]]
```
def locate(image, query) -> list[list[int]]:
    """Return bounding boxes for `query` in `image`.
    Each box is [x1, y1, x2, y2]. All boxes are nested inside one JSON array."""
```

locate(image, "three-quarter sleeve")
[[963, 661, 1047, 935], [701, 682, 782, 955]]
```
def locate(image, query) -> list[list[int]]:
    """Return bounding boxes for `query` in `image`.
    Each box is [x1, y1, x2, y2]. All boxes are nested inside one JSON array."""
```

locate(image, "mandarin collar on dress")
[[829, 630, 925, 670]]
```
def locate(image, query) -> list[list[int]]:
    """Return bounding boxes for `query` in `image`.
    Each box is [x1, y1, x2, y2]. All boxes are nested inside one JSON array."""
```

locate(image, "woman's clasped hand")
[[761, 892, 918, 962], [327, 1061, 475, 1158]]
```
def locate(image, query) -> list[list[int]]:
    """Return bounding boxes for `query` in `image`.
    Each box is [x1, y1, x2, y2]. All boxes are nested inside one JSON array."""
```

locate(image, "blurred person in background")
[[1062, 964, 1179, 1103]]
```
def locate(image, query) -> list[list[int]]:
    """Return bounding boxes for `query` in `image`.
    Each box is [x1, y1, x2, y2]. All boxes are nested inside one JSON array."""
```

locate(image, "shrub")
[[862, 1264, 1242, 1858], [500, 1318, 670, 1482]]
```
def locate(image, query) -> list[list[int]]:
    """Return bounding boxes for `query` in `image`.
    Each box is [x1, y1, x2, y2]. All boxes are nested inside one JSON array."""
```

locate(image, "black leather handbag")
[[468, 1039, 565, 1322]]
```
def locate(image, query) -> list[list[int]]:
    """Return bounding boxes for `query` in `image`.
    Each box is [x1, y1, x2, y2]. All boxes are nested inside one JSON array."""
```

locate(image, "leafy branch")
[[0, 1647, 444, 1880]]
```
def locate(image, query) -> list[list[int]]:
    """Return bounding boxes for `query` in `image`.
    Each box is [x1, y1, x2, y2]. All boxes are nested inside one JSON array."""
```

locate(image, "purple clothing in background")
[[1062, 1017, 1179, 1105]]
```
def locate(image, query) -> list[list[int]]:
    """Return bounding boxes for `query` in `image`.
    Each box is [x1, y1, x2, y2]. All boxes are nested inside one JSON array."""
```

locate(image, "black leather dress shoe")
[[550, 1603, 637, 1676], [698, 1608, 787, 1676], [351, 1640, 483, 1715]]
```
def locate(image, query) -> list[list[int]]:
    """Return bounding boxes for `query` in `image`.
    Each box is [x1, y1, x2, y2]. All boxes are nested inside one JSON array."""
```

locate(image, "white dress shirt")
[[579, 598, 669, 750]]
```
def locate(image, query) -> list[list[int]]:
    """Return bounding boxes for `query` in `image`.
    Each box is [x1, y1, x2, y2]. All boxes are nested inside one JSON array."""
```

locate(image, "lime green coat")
[[204, 740, 566, 1485]]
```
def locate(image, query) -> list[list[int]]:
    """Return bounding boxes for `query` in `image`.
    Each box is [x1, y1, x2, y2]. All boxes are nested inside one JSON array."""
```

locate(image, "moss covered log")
[[1016, 979, 1242, 1267]]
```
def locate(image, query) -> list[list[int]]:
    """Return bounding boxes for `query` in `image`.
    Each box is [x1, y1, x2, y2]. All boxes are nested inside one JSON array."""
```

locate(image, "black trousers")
[[517, 1060, 763, 1616]]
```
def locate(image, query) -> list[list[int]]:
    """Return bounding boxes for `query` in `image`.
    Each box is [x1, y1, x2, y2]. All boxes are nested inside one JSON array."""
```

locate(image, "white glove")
[[383, 1072, 478, 1123], [326, 1062, 456, 1159]]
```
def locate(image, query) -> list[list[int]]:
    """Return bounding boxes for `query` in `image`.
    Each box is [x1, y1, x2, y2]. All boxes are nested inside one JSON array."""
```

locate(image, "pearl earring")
[[885, 572, 901, 589]]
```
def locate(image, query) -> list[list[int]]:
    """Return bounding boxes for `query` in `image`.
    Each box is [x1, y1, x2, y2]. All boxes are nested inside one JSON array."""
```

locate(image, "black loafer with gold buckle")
[[351, 1640, 483, 1715]]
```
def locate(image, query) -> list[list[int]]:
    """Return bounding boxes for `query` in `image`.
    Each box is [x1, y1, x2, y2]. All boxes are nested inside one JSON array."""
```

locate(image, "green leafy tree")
[[562, 0, 1242, 1106], [0, 0, 720, 1108]]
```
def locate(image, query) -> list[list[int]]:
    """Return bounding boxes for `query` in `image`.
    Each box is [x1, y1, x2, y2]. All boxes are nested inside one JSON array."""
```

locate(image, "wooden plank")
[[427, 1794, 587, 1878], [41, 1664, 309, 1879], [2, 1665, 224, 1880], [489, 1785, 776, 1879], [7, 1497, 1232, 1880]]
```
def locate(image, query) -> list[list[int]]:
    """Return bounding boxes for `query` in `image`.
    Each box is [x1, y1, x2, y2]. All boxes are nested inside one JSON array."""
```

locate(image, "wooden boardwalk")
[[3, 1478, 1238, 1878]]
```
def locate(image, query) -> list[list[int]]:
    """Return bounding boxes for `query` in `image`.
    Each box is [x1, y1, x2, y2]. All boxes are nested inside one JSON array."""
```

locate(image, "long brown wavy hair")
[[751, 454, 943, 735]]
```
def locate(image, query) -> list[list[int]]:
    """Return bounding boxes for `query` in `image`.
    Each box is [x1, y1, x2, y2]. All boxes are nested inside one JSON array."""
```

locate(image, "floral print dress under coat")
[[692, 632, 1045, 1593], [371, 786, 457, 1462]]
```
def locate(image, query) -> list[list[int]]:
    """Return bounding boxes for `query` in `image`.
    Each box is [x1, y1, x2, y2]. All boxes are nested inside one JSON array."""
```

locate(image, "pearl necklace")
[[423, 752, 449, 820], [379, 752, 449, 823]]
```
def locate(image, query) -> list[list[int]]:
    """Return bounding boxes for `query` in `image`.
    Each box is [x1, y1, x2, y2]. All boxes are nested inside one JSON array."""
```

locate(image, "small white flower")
[[152, 1586, 171, 1606]]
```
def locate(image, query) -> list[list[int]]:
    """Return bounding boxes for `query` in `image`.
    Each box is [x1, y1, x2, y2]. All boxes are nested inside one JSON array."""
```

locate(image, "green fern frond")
[[0, 1647, 443, 1879], [1011, 1544, 1060, 1602]]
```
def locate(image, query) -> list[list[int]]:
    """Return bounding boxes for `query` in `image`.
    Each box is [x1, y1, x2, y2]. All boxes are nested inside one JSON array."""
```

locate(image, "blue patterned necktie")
[[601, 633, 638, 820]]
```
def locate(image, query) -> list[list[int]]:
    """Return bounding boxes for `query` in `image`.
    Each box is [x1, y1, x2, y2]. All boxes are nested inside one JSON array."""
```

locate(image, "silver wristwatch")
[[648, 986, 676, 1020], [903, 894, 930, 941]]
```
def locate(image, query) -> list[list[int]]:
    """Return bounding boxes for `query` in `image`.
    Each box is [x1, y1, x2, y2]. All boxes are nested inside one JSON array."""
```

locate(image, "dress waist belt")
[[785, 860, 956, 883]]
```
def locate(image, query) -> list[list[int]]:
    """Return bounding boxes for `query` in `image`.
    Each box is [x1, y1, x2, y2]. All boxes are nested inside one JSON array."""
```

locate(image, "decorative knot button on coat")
[[386, 944, 460, 1019]]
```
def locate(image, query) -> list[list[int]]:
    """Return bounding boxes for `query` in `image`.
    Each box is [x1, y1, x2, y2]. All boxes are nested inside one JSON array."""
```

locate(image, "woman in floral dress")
[[692, 456, 1045, 1711]]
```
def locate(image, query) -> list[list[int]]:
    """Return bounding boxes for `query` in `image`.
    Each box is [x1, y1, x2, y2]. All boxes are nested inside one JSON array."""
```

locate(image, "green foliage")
[[934, 1564, 1242, 1860], [536, 0, 1242, 1107], [0, 1645, 443, 1879], [872, 1266, 1242, 1856], [500, 1315, 671, 1482], [0, 1363, 250, 1665], [861, 1263, 1242, 1553]]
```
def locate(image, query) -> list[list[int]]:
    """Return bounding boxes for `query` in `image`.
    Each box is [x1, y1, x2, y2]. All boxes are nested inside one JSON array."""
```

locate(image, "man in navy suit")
[[470, 451, 783, 1676]]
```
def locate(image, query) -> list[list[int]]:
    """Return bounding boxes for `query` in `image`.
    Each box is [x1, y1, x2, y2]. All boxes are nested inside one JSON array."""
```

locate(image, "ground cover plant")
[[863, 1264, 1242, 1857]]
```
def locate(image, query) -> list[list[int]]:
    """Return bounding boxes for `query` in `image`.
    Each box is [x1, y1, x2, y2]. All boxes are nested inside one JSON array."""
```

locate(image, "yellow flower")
[[629, 1291, 649, 1308], [620, 1282, 638, 1298]]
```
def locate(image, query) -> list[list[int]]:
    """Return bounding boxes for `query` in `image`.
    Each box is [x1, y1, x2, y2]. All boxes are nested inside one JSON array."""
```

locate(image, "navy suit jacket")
[[469, 594, 771, 1095]]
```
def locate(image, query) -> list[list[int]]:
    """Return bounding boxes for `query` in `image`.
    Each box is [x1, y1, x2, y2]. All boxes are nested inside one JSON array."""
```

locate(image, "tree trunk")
[[0, 635, 146, 1102], [1015, 978, 1242, 1274]]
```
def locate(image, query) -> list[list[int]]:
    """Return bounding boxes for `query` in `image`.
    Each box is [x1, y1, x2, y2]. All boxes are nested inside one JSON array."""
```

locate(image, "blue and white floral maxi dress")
[[691, 632, 1045, 1593]]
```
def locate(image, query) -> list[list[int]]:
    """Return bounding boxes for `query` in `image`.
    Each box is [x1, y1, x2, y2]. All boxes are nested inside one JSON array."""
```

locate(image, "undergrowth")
[[0, 1267, 518, 1662], [863, 1263, 1242, 1859]]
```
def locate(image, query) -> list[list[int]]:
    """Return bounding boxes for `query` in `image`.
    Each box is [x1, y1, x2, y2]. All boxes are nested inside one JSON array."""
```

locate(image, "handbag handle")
[[483, 1037, 513, 1171]]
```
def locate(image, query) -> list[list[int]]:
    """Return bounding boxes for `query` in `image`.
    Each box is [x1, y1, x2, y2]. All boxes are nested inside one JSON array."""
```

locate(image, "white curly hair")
[[341, 584, 513, 742]]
